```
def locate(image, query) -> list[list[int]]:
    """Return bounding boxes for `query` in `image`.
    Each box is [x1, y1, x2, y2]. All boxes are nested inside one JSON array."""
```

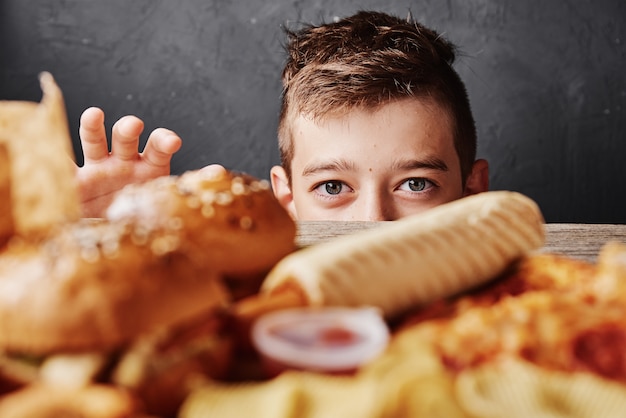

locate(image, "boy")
[[77, 11, 489, 220]]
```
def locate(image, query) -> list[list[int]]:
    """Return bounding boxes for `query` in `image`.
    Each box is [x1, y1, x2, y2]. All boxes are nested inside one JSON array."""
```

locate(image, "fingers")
[[141, 128, 183, 170], [110, 115, 145, 161], [79, 107, 109, 163], [199, 164, 228, 178]]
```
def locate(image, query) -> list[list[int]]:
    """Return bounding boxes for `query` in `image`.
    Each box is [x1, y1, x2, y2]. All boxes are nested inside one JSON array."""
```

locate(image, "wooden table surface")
[[295, 222, 626, 263]]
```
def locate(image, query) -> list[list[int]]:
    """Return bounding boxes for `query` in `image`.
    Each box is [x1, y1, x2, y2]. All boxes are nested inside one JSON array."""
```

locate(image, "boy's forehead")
[[292, 94, 450, 121], [290, 98, 454, 144], [289, 98, 459, 170]]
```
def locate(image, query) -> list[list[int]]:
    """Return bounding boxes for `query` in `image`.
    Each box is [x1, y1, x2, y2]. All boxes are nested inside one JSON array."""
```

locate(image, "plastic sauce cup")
[[251, 307, 390, 377]]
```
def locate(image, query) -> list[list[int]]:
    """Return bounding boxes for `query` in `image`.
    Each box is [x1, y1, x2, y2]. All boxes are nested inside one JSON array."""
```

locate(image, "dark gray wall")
[[1, 0, 625, 223]]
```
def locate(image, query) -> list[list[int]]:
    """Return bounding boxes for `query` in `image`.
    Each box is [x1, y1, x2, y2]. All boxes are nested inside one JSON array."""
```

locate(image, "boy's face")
[[271, 98, 487, 221]]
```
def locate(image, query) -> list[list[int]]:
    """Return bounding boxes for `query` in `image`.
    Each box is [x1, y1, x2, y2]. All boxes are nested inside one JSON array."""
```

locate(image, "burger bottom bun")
[[0, 221, 230, 355]]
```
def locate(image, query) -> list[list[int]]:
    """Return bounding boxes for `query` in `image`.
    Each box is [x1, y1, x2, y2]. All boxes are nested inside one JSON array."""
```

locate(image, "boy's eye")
[[398, 178, 433, 192], [314, 181, 347, 195]]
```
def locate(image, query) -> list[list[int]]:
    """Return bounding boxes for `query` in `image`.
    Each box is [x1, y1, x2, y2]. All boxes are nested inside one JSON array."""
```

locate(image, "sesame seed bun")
[[106, 169, 297, 277], [0, 169, 296, 355]]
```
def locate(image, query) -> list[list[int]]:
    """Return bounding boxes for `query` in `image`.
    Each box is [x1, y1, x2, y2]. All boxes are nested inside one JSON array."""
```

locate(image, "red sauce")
[[573, 323, 626, 382], [397, 271, 536, 331], [268, 323, 361, 348], [256, 308, 389, 378], [261, 324, 363, 377], [319, 326, 358, 347]]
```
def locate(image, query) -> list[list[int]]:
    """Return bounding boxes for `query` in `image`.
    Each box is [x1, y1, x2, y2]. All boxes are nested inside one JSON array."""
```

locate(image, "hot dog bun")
[[260, 191, 545, 319]]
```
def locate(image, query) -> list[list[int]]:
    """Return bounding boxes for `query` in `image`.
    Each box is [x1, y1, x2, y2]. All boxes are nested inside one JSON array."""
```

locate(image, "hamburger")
[[0, 74, 297, 417]]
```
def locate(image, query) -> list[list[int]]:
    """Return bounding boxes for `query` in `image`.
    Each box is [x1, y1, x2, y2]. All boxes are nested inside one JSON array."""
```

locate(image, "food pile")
[[0, 74, 296, 417], [1, 75, 625, 418]]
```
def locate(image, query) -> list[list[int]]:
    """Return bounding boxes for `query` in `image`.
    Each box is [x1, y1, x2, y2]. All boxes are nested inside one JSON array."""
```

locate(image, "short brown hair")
[[278, 11, 477, 184]]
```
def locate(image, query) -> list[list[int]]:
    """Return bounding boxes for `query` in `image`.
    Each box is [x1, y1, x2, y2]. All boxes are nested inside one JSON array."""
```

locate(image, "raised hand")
[[75, 107, 182, 217]]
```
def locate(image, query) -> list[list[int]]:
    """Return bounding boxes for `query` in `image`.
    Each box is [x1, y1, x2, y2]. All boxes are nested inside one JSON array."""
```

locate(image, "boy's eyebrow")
[[393, 157, 449, 172], [300, 159, 355, 177], [300, 157, 449, 177]]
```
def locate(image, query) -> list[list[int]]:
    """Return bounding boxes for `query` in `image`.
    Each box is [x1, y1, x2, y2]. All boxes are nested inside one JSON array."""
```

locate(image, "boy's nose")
[[352, 191, 395, 221]]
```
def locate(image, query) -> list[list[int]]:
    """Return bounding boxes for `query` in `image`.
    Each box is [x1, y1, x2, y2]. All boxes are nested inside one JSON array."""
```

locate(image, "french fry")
[[0, 144, 13, 245], [0, 72, 79, 236]]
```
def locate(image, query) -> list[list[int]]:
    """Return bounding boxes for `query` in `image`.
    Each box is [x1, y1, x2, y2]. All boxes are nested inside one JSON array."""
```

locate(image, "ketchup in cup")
[[251, 307, 390, 377]]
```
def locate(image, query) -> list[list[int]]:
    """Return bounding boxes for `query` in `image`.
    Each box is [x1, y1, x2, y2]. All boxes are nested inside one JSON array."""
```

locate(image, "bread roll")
[[106, 169, 297, 277]]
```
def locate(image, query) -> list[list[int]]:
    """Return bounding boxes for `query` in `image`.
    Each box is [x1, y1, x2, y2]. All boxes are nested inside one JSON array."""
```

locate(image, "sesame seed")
[[167, 217, 184, 230], [131, 226, 150, 246], [231, 181, 247, 196], [250, 180, 270, 192], [101, 240, 121, 259], [150, 235, 180, 255], [186, 196, 201, 209], [239, 216, 254, 230], [201, 204, 216, 218], [81, 246, 101, 263], [215, 191, 233, 206], [200, 190, 216, 204]]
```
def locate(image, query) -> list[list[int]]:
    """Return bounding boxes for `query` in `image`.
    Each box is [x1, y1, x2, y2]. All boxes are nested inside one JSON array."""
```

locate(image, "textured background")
[[1, 0, 625, 222]]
